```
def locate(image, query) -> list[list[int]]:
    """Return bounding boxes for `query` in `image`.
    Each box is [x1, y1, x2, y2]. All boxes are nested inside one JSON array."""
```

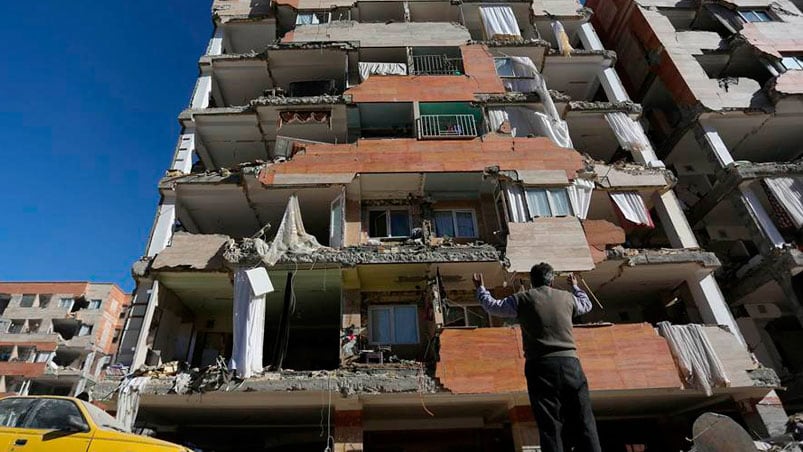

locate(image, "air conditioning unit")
[[744, 303, 782, 319]]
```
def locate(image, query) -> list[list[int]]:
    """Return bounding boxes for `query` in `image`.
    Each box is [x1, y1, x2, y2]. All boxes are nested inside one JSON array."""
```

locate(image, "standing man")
[[473, 262, 601, 452]]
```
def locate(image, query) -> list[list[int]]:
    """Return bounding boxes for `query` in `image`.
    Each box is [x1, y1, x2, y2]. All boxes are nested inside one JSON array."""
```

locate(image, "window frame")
[[367, 304, 420, 345], [78, 324, 93, 337], [88, 299, 102, 310], [738, 9, 775, 22], [781, 56, 803, 71], [367, 207, 412, 239], [58, 298, 74, 309], [524, 187, 573, 218], [19, 294, 36, 308], [443, 302, 493, 328], [295, 11, 332, 25], [433, 209, 479, 238]]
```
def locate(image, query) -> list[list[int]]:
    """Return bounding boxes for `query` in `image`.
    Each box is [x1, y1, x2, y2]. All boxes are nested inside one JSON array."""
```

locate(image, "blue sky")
[[0, 2, 212, 291]]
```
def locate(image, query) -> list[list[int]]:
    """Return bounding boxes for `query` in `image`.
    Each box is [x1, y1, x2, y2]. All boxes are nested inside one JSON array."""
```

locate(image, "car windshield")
[[79, 400, 130, 433]]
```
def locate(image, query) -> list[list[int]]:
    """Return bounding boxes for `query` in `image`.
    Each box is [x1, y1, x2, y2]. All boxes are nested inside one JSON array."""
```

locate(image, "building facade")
[[0, 282, 129, 398], [103, 0, 794, 450], [587, 0, 803, 412]]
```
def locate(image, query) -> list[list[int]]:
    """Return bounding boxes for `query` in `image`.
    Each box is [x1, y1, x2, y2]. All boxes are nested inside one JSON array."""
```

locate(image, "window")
[[27, 319, 42, 334], [0, 295, 9, 316], [0, 398, 39, 428], [368, 305, 420, 344], [525, 188, 572, 218], [434, 210, 478, 238], [295, 11, 331, 25], [35, 352, 52, 363], [17, 347, 34, 362], [58, 298, 74, 309], [19, 294, 35, 308], [8, 320, 24, 334], [369, 209, 411, 238], [88, 299, 102, 310], [25, 399, 87, 431], [781, 56, 803, 71], [0, 347, 12, 361], [78, 324, 93, 337], [39, 294, 52, 309], [738, 9, 774, 22], [444, 304, 491, 328]]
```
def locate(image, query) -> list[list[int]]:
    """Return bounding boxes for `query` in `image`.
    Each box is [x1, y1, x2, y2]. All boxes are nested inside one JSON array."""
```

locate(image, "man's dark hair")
[[530, 263, 555, 288]]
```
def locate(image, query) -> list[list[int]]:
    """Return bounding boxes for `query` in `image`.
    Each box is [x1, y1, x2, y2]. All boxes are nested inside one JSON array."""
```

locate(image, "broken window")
[[369, 209, 411, 238], [0, 398, 39, 428], [368, 305, 420, 344], [88, 299, 102, 310], [525, 188, 572, 218], [78, 324, 93, 337], [434, 210, 478, 238], [38, 294, 52, 309], [0, 347, 12, 361], [34, 352, 52, 363], [19, 294, 35, 308], [58, 298, 74, 309], [738, 9, 774, 22], [781, 56, 803, 71], [8, 320, 24, 334]]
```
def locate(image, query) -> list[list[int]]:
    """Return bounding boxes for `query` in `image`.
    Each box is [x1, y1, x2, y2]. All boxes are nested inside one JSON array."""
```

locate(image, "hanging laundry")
[[479, 6, 522, 41]]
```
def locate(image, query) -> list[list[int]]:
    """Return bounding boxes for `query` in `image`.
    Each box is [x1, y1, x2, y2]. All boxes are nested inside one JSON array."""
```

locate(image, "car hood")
[[91, 428, 186, 450]]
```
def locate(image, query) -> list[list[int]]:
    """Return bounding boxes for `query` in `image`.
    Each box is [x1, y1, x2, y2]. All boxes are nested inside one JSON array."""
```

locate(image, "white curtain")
[[231, 267, 272, 379], [505, 183, 529, 223], [567, 179, 594, 220], [479, 6, 521, 40], [116, 377, 150, 431], [551, 21, 574, 57], [658, 322, 729, 396], [506, 107, 572, 148], [487, 108, 509, 132], [605, 112, 655, 154], [764, 177, 803, 229], [610, 191, 653, 226], [262, 195, 324, 266], [358, 62, 407, 81]]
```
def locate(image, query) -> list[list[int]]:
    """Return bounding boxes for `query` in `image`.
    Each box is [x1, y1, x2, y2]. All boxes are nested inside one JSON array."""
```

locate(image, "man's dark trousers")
[[524, 357, 602, 452]]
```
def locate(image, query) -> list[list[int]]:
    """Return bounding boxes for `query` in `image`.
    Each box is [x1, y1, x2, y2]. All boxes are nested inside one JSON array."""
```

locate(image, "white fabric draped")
[[551, 21, 574, 57], [658, 322, 729, 396], [604, 112, 655, 154], [231, 267, 272, 379], [487, 108, 508, 132], [116, 377, 150, 431], [506, 107, 573, 148], [358, 62, 407, 81], [610, 191, 653, 226], [505, 183, 529, 223], [262, 195, 324, 266], [764, 177, 803, 229], [567, 179, 594, 220], [479, 6, 521, 40]]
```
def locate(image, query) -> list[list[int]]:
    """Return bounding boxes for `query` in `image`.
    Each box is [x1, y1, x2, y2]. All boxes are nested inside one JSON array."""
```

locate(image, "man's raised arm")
[[473, 273, 518, 318]]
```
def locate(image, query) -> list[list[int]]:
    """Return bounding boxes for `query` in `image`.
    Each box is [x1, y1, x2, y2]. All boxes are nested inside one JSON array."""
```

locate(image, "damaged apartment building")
[[99, 0, 793, 450], [587, 0, 803, 413], [0, 282, 129, 397]]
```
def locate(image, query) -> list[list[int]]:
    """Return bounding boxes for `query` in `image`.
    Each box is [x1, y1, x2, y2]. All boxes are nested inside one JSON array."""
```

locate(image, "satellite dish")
[[692, 412, 758, 452]]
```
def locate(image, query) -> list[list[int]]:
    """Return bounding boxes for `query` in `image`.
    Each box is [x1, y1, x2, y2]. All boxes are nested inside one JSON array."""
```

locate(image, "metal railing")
[[410, 55, 464, 75], [417, 115, 478, 139]]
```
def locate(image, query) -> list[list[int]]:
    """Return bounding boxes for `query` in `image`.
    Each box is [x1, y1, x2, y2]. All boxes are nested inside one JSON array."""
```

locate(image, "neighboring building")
[[587, 0, 803, 412], [0, 282, 130, 397], [102, 0, 791, 450]]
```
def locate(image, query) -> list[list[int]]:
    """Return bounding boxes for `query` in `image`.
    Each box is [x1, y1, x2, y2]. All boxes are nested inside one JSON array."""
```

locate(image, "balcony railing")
[[410, 55, 464, 75], [417, 115, 478, 139]]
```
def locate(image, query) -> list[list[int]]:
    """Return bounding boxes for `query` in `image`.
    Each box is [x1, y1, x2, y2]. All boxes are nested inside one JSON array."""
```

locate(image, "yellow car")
[[0, 396, 192, 452]]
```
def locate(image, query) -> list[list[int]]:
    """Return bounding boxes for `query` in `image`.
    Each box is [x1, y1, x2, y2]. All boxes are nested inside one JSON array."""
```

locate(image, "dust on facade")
[[7, 0, 803, 448], [0, 283, 130, 398]]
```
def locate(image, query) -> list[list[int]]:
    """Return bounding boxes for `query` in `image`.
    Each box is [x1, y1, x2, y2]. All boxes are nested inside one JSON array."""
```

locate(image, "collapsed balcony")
[[198, 44, 356, 107]]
